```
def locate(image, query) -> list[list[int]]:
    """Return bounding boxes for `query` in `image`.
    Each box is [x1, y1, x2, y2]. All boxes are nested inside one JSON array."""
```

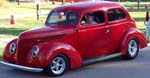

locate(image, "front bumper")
[[0, 61, 43, 72]]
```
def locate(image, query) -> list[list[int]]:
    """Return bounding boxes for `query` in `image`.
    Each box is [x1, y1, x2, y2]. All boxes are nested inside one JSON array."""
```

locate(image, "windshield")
[[46, 11, 78, 26]]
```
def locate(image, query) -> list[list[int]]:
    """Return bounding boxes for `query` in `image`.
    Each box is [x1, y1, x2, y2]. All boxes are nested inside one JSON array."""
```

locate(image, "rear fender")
[[135, 30, 147, 48], [121, 28, 147, 56]]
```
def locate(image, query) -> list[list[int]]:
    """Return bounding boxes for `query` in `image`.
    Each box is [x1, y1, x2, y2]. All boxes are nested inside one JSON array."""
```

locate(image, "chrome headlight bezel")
[[9, 43, 16, 54], [32, 45, 40, 57]]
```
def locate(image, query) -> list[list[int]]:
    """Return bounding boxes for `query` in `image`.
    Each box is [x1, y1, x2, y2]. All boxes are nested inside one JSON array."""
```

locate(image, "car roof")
[[53, 1, 124, 13]]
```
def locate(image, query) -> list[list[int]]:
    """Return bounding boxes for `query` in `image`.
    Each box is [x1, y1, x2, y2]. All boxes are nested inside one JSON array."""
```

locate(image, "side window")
[[108, 9, 126, 22], [81, 11, 105, 26], [108, 10, 116, 21], [115, 9, 126, 20]]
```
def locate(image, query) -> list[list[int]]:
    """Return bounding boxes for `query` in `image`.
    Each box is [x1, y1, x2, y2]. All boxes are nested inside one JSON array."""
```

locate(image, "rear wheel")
[[123, 38, 139, 60], [46, 54, 69, 76]]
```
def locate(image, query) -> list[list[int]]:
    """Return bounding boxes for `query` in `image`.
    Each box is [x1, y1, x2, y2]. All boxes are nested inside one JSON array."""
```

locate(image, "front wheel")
[[46, 54, 69, 76], [123, 38, 139, 60]]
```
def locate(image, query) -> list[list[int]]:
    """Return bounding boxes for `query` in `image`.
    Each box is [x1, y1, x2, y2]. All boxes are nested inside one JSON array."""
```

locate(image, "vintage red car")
[[1, 1, 147, 76]]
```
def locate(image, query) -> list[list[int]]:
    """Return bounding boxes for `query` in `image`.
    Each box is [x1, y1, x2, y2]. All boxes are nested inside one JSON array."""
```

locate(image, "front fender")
[[3, 38, 17, 63], [121, 28, 147, 56], [33, 42, 82, 69]]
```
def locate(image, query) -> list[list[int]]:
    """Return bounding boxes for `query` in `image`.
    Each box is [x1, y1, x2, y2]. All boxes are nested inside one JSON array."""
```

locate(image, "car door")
[[77, 11, 111, 59], [106, 9, 128, 52]]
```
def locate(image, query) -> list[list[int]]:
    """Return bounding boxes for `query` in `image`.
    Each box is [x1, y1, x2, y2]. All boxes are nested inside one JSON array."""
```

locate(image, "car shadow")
[[8, 56, 130, 78], [4, 57, 122, 78]]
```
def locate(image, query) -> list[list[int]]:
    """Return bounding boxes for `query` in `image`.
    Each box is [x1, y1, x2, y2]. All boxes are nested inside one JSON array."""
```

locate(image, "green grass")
[[0, 1, 62, 15], [121, 2, 149, 6], [0, 15, 47, 36], [129, 11, 146, 29], [123, 1, 150, 30], [0, 48, 3, 57]]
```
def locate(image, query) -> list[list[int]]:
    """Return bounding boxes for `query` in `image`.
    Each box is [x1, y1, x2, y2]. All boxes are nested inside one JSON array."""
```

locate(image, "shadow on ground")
[[3, 56, 123, 78], [0, 28, 26, 36]]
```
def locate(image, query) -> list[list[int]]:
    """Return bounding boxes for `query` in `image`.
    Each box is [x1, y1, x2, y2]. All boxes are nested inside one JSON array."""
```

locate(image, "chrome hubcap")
[[51, 57, 65, 75], [128, 40, 138, 56]]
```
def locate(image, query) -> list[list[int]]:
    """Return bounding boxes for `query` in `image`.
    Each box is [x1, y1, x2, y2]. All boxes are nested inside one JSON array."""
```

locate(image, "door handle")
[[106, 29, 110, 33]]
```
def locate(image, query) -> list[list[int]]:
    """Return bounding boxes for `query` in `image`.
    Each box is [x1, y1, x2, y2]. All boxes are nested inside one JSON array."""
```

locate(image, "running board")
[[83, 52, 122, 65]]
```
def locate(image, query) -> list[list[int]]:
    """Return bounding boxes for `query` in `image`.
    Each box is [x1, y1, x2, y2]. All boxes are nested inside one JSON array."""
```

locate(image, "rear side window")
[[107, 9, 126, 22], [81, 11, 105, 25]]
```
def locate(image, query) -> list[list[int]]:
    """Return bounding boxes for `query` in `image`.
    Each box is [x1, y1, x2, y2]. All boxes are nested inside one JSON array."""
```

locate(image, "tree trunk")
[[17, 0, 20, 5]]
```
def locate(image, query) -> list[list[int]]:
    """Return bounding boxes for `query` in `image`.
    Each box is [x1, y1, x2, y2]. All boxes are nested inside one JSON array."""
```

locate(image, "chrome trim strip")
[[83, 52, 122, 65], [0, 61, 43, 72]]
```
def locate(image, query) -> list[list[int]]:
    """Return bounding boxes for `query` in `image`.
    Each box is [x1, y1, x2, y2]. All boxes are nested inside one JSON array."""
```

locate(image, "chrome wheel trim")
[[128, 39, 138, 57], [51, 57, 66, 75]]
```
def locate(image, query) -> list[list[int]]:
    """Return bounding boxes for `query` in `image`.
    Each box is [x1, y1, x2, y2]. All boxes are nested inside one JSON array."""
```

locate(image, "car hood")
[[19, 25, 75, 40]]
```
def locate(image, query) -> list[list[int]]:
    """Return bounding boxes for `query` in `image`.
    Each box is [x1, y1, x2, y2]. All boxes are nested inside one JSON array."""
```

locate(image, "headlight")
[[32, 45, 39, 57], [9, 43, 16, 54]]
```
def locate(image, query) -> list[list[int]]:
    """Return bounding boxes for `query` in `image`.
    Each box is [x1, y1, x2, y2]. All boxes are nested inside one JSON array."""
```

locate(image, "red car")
[[1, 1, 147, 76]]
